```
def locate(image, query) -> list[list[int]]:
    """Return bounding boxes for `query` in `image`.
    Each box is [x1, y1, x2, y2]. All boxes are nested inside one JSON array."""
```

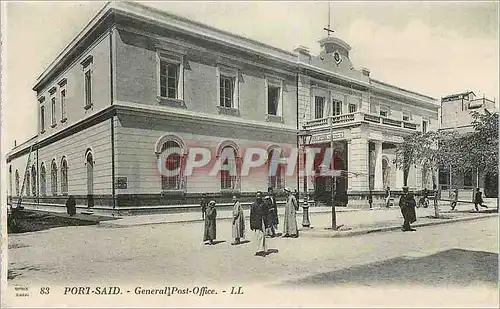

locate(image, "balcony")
[[304, 111, 419, 131]]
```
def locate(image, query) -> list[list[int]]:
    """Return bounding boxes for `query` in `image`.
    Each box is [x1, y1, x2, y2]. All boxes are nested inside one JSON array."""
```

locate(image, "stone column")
[[347, 138, 369, 191], [374, 140, 383, 191]]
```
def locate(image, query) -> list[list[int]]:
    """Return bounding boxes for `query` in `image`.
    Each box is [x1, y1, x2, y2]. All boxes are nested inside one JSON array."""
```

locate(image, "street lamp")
[[297, 126, 312, 228]]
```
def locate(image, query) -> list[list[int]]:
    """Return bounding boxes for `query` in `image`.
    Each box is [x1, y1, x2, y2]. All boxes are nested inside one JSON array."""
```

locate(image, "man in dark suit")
[[266, 187, 279, 237], [399, 186, 417, 231], [474, 188, 488, 212], [250, 191, 268, 256]]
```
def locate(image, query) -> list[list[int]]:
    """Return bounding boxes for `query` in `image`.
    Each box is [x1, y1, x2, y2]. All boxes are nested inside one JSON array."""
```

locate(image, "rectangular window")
[[60, 89, 66, 120], [84, 69, 92, 107], [267, 86, 280, 115], [379, 106, 389, 117], [422, 120, 428, 133], [40, 106, 45, 132], [332, 99, 342, 116], [315, 96, 325, 119], [370, 104, 377, 114], [219, 76, 234, 108], [348, 103, 357, 113], [160, 61, 179, 99], [403, 111, 411, 121], [51, 97, 56, 125]]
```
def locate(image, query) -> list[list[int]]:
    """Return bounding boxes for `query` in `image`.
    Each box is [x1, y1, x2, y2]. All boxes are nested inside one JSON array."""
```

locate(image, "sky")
[[1, 1, 499, 151]]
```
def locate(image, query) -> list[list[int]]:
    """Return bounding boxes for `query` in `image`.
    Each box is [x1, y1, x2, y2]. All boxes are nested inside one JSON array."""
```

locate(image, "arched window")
[[160, 141, 182, 190], [268, 148, 284, 190], [31, 165, 37, 196], [25, 170, 30, 196], [51, 160, 58, 196], [40, 163, 47, 196], [15, 170, 20, 197], [61, 157, 68, 195], [220, 145, 238, 190], [86, 151, 94, 199]]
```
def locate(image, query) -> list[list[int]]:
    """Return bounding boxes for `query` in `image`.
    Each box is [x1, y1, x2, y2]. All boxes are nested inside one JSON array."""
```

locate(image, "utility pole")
[[330, 119, 337, 230]]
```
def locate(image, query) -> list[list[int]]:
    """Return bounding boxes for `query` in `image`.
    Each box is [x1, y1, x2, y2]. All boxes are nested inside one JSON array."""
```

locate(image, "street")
[[8, 214, 498, 289]]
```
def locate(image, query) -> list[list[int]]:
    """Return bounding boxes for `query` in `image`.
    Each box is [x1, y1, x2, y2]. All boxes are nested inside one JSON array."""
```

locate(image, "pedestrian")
[[231, 196, 245, 245], [250, 191, 268, 256], [385, 186, 391, 208], [450, 188, 458, 210], [200, 193, 208, 220], [474, 188, 488, 212], [282, 187, 299, 238], [203, 200, 217, 245], [422, 188, 429, 208], [293, 189, 300, 204], [368, 190, 373, 209], [65, 195, 76, 216], [398, 186, 417, 231], [266, 187, 279, 237]]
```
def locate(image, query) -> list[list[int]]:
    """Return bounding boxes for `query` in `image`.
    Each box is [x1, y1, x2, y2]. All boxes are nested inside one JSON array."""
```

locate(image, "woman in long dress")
[[203, 200, 217, 245], [282, 188, 299, 238], [231, 196, 245, 245]]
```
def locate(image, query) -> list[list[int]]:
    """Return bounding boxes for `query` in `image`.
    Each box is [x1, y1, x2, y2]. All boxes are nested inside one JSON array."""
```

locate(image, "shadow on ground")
[[8, 266, 44, 280], [279, 249, 498, 287], [8, 210, 115, 234]]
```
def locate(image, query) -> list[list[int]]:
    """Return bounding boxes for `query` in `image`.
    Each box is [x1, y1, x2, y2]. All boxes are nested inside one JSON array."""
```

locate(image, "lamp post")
[[297, 126, 312, 228]]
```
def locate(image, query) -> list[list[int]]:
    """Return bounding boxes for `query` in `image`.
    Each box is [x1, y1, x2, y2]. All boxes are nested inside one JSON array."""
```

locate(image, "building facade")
[[438, 91, 498, 198], [7, 2, 439, 214]]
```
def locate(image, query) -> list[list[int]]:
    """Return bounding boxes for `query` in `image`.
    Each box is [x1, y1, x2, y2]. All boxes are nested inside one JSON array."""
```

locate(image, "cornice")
[[114, 101, 297, 134], [371, 94, 440, 114], [370, 81, 438, 109], [6, 106, 116, 163]]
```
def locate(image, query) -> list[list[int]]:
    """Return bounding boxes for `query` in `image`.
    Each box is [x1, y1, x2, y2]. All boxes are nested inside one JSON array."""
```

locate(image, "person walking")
[[385, 186, 391, 208], [422, 188, 429, 208], [250, 192, 268, 256], [231, 196, 245, 245], [474, 188, 488, 212], [282, 188, 299, 238], [450, 188, 458, 210], [368, 190, 373, 209], [399, 186, 417, 231], [203, 200, 217, 245], [200, 193, 208, 220]]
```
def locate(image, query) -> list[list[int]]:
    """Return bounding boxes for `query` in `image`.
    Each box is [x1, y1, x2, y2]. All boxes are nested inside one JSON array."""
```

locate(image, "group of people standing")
[[200, 187, 300, 257]]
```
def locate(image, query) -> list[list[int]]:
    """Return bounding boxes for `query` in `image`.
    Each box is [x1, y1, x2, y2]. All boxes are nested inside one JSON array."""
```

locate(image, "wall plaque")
[[310, 132, 344, 143], [115, 177, 128, 189]]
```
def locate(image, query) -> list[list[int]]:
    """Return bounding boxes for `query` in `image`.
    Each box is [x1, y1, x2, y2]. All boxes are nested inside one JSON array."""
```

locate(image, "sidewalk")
[[98, 206, 356, 228], [301, 202, 497, 238], [99, 200, 497, 230]]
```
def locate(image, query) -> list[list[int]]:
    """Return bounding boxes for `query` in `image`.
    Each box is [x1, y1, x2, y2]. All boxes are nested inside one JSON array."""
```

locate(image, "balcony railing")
[[304, 111, 418, 131]]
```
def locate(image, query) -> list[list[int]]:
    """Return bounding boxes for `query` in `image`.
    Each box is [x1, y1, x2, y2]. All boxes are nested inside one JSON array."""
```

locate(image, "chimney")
[[361, 67, 370, 77], [294, 45, 311, 63], [14, 140, 16, 147]]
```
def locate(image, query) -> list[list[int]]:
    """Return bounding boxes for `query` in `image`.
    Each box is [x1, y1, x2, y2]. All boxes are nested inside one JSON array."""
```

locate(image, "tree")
[[394, 131, 458, 218], [393, 133, 423, 187], [448, 111, 498, 206], [450, 111, 498, 178]]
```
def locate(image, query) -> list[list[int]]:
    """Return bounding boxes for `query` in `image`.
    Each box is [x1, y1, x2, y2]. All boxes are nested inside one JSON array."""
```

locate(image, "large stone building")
[[438, 91, 498, 198], [6, 2, 439, 215]]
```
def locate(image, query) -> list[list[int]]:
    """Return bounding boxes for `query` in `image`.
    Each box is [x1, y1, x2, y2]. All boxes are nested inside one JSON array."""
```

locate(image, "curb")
[[300, 213, 498, 238], [98, 209, 361, 228]]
